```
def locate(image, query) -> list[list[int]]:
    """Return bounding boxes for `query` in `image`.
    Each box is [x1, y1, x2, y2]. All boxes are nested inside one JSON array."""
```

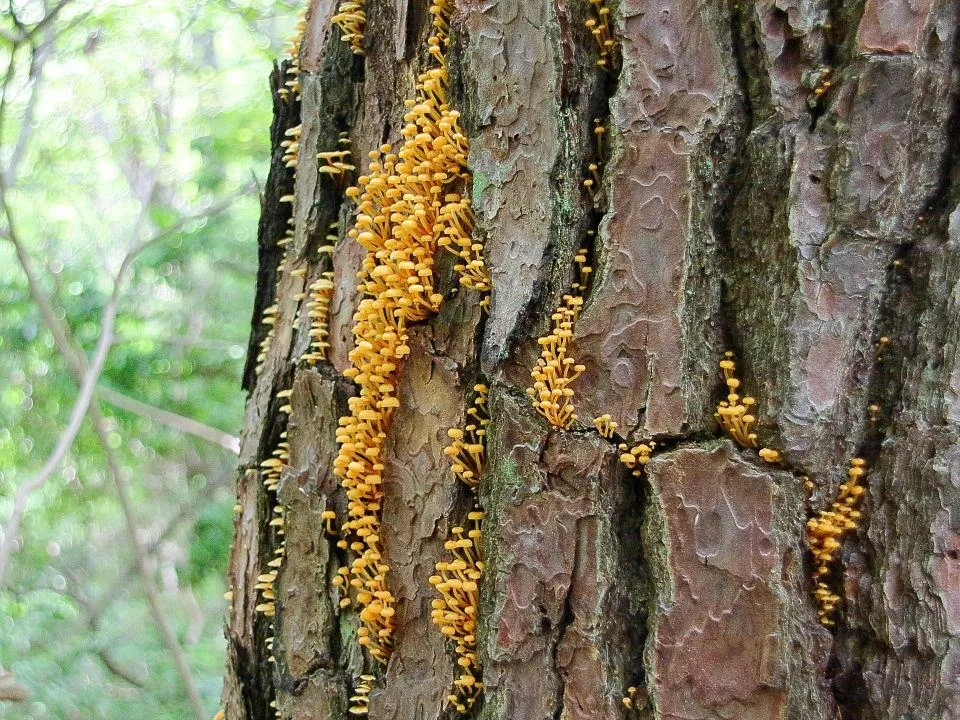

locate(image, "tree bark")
[[222, 1, 960, 719]]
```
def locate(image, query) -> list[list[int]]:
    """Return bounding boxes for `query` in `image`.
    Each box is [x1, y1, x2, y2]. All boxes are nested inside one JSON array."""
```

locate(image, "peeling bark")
[[223, 1, 960, 718]]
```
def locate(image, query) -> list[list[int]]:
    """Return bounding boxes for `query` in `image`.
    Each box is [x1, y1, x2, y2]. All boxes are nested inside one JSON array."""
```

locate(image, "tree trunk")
[[222, 1, 960, 719]]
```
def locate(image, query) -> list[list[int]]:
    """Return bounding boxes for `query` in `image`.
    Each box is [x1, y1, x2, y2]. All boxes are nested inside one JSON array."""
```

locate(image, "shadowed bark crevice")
[[923, 18, 960, 226], [242, 62, 299, 393], [713, 4, 798, 454]]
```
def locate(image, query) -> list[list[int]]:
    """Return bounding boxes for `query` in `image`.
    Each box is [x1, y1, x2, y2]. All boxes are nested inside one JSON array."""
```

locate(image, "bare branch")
[[54, 565, 148, 688], [26, 0, 75, 41], [0, 42, 20, 148], [112, 332, 241, 351], [5, 30, 51, 184], [98, 385, 240, 454], [80, 494, 207, 628], [0, 199, 125, 585], [90, 402, 207, 720], [0, 179, 250, 715], [123, 181, 256, 267], [0, 183, 254, 586]]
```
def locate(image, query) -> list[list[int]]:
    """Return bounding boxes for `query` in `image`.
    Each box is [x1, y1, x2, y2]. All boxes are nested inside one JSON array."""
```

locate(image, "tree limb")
[[0, 193, 130, 587], [55, 565, 148, 688], [97, 386, 240, 454], [0, 193, 125, 585], [5, 31, 51, 185], [0, 184, 253, 586], [89, 402, 208, 719]]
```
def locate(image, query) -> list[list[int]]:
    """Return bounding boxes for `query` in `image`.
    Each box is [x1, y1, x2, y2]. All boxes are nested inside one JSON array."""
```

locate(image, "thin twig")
[[5, 30, 50, 183], [97, 385, 240, 454], [0, 197, 125, 584], [54, 566, 148, 687], [80, 488, 214, 628], [90, 401, 208, 719], [23, 0, 75, 43], [0, 183, 254, 585]]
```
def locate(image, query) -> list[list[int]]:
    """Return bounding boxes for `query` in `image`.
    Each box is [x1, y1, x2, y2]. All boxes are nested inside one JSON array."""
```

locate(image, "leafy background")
[[0, 1, 300, 717]]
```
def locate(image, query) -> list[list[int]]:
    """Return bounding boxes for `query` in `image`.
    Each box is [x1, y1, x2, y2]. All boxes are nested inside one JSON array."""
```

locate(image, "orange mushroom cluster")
[[348, 674, 375, 716], [254, 391, 292, 629], [593, 415, 657, 476], [806, 458, 867, 625], [278, 8, 307, 101], [618, 441, 655, 476], [526, 248, 591, 429], [585, 0, 614, 69], [301, 230, 337, 366], [318, 132, 355, 191], [444, 384, 488, 489], [254, 124, 302, 376], [432, 384, 489, 710], [302, 269, 334, 364], [592, 413, 617, 438], [622, 685, 643, 713], [332, 0, 366, 55], [585, 121, 607, 207], [437, 194, 491, 304], [758, 447, 781, 463], [715, 352, 758, 447], [430, 509, 486, 713], [282, 124, 301, 170], [715, 352, 787, 464], [332, 0, 478, 669]]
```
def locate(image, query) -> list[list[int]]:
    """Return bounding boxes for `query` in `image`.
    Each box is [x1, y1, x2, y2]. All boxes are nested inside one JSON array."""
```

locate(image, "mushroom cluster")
[[254, 405, 292, 619], [715, 353, 785, 463], [432, 383, 489, 710], [247, 14, 310, 702], [332, 0, 479, 669], [444, 384, 488, 490], [526, 248, 591, 429], [301, 227, 338, 366], [592, 413, 617, 438], [253, 390, 293, 683], [806, 458, 867, 625], [348, 674, 375, 716], [430, 510, 486, 713], [618, 441, 655, 476], [584, 0, 614, 69], [332, 0, 366, 56], [318, 132, 355, 191], [592, 415, 657, 477], [302, 269, 334, 365], [254, 122, 301, 375], [715, 352, 758, 447], [437, 195, 491, 303], [278, 9, 307, 101]]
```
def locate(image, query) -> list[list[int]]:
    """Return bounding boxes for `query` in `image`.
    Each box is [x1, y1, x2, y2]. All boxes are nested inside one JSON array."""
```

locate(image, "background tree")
[[224, 0, 960, 719]]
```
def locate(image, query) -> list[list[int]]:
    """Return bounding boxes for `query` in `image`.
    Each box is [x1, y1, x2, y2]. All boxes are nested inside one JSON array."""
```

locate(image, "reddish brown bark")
[[223, 1, 960, 719]]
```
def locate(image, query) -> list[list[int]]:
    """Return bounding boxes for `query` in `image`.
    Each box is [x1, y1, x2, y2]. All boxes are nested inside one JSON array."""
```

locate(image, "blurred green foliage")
[[0, 1, 300, 717]]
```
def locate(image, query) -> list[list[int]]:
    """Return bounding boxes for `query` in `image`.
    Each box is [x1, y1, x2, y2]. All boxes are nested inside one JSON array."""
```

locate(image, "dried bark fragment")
[[643, 442, 832, 720], [574, 0, 735, 437], [837, 213, 960, 720], [462, 0, 565, 368], [370, 331, 463, 720], [479, 388, 643, 720]]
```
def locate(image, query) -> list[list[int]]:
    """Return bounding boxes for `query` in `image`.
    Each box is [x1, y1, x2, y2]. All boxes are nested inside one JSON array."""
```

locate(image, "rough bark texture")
[[223, 1, 960, 719]]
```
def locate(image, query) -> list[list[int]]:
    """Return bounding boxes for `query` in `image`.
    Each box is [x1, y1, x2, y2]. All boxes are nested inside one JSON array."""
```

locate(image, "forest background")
[[0, 1, 300, 717]]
